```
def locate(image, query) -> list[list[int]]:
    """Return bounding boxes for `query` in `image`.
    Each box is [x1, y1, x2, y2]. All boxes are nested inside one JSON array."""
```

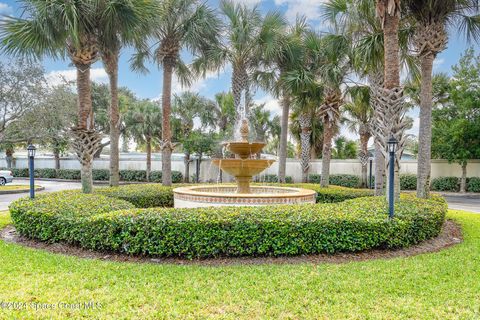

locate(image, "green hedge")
[[431, 177, 460, 192], [254, 174, 293, 183], [289, 184, 373, 203], [400, 174, 417, 190], [95, 184, 175, 208], [308, 174, 360, 188], [467, 177, 480, 193], [10, 189, 446, 258], [1, 167, 182, 183]]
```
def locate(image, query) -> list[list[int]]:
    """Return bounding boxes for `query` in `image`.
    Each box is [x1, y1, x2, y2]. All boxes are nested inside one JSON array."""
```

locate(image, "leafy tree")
[[332, 136, 358, 159], [0, 59, 46, 144], [132, 0, 221, 186], [1, 0, 101, 193], [183, 130, 217, 183], [432, 48, 480, 192], [172, 92, 215, 182], [404, 0, 480, 198], [124, 100, 162, 181]]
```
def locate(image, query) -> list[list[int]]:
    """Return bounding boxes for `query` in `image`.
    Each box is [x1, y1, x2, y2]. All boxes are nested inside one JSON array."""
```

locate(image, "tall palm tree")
[[198, 1, 286, 119], [124, 100, 162, 181], [212, 92, 236, 135], [1, 0, 100, 193], [404, 0, 480, 198], [95, 0, 157, 187], [248, 104, 275, 143], [256, 18, 308, 182], [317, 34, 350, 187], [343, 85, 374, 187], [172, 92, 215, 182], [132, 0, 221, 186]]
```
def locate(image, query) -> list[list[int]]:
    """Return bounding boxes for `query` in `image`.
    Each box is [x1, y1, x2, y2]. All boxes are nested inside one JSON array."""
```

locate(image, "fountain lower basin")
[[173, 185, 317, 208]]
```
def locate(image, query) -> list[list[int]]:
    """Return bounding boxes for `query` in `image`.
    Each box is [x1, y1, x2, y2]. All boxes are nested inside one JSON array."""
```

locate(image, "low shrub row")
[[308, 174, 360, 188], [2, 168, 183, 183], [253, 174, 293, 183], [95, 184, 175, 208], [10, 187, 446, 258]]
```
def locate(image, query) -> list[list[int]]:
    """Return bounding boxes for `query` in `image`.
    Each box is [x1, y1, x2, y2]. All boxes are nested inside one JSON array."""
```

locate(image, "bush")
[[254, 174, 293, 183], [467, 177, 480, 193], [92, 169, 110, 181], [431, 177, 459, 192], [294, 184, 373, 203], [34, 168, 57, 179], [308, 174, 360, 188], [10, 190, 446, 259], [57, 169, 82, 180], [119, 170, 147, 182], [400, 174, 417, 190], [95, 184, 175, 208]]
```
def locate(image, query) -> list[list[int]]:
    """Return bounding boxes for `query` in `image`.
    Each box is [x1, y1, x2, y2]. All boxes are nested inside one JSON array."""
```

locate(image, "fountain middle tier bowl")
[[211, 159, 275, 177], [224, 142, 266, 159], [173, 185, 317, 208]]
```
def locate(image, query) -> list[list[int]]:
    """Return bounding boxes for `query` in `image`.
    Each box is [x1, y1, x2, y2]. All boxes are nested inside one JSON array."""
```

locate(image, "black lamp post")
[[27, 144, 36, 199], [387, 136, 398, 218]]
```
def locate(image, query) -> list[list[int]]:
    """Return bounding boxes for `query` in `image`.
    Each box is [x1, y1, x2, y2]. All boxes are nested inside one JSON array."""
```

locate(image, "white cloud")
[[433, 58, 445, 71], [274, 0, 326, 22], [254, 94, 281, 116], [233, 0, 261, 7], [46, 68, 108, 86], [0, 2, 12, 14]]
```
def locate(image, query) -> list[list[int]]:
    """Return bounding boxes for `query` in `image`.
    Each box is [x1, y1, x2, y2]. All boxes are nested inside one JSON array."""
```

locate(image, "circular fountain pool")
[[173, 185, 317, 208]]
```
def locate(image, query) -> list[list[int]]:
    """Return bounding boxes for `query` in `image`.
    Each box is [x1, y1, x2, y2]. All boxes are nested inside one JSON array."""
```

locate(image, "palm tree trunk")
[[54, 149, 60, 170], [460, 162, 467, 193], [184, 152, 190, 183], [374, 139, 385, 196], [76, 65, 96, 193], [278, 94, 290, 183], [416, 53, 435, 198], [321, 123, 334, 187], [161, 61, 174, 186], [382, 10, 400, 89], [104, 51, 121, 187], [360, 133, 370, 188], [146, 135, 152, 182], [299, 114, 311, 183]]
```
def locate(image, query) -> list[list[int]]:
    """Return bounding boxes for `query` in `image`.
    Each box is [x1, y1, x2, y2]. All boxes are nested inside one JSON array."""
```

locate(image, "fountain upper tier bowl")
[[224, 142, 266, 159], [173, 185, 317, 208], [211, 159, 275, 178]]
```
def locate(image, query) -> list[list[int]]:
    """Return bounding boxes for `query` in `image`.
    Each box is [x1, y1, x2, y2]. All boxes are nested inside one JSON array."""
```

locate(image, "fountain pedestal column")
[[236, 176, 251, 194]]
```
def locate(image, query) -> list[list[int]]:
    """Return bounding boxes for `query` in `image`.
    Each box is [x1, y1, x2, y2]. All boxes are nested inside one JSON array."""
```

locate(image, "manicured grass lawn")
[[0, 209, 479, 319]]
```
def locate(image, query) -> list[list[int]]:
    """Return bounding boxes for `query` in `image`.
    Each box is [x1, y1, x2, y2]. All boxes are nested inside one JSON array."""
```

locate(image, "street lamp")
[[387, 136, 398, 219], [27, 144, 36, 199]]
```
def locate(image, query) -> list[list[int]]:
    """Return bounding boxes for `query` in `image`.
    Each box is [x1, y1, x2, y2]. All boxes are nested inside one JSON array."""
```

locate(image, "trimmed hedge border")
[[9, 184, 447, 259], [1, 168, 183, 183]]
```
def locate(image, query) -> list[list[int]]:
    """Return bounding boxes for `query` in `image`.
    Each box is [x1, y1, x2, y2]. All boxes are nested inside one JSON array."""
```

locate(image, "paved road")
[[0, 180, 81, 211], [1, 180, 479, 213]]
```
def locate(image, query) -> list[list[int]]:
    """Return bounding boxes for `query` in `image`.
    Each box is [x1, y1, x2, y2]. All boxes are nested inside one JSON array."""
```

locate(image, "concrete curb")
[[0, 186, 45, 195]]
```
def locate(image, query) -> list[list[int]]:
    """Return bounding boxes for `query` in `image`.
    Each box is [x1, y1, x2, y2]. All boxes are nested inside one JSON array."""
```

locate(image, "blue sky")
[[0, 0, 478, 141]]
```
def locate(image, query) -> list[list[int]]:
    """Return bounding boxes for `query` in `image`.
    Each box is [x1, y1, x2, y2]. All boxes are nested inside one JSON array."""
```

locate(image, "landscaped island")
[[9, 184, 446, 259]]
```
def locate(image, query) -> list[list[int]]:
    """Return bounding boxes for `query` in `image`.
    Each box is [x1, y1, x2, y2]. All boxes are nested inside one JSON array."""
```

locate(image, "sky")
[[0, 0, 479, 143]]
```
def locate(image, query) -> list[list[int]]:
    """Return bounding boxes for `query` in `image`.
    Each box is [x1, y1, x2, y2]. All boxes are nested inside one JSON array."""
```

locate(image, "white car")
[[0, 170, 14, 186]]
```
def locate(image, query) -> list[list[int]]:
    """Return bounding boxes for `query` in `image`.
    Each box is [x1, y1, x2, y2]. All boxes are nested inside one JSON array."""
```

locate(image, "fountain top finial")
[[240, 118, 249, 142]]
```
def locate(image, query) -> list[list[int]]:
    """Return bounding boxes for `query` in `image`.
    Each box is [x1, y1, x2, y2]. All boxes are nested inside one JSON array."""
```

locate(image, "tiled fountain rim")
[[173, 185, 317, 198]]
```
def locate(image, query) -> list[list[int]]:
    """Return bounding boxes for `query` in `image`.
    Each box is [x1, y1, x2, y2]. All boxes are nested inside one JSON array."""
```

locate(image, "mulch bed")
[[0, 220, 463, 266]]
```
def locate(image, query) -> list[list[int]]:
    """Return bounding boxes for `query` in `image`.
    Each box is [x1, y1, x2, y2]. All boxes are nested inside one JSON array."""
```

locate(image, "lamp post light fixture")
[[387, 136, 398, 219], [27, 144, 36, 199]]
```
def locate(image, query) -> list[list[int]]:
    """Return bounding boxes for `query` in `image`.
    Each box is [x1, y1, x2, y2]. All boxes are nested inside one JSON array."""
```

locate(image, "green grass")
[[0, 209, 479, 319]]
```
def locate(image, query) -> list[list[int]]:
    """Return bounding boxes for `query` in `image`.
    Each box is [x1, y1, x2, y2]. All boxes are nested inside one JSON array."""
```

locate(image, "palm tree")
[[212, 92, 237, 136], [199, 1, 286, 119], [1, 0, 100, 193], [95, 0, 157, 187], [256, 18, 308, 182], [248, 104, 276, 143], [124, 100, 162, 181], [132, 0, 221, 186], [317, 34, 350, 187], [172, 92, 215, 182], [404, 0, 480, 198], [343, 85, 374, 187]]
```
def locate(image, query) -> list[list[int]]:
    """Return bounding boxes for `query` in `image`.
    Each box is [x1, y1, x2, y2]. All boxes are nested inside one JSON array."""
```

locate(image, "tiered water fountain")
[[173, 118, 316, 208]]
